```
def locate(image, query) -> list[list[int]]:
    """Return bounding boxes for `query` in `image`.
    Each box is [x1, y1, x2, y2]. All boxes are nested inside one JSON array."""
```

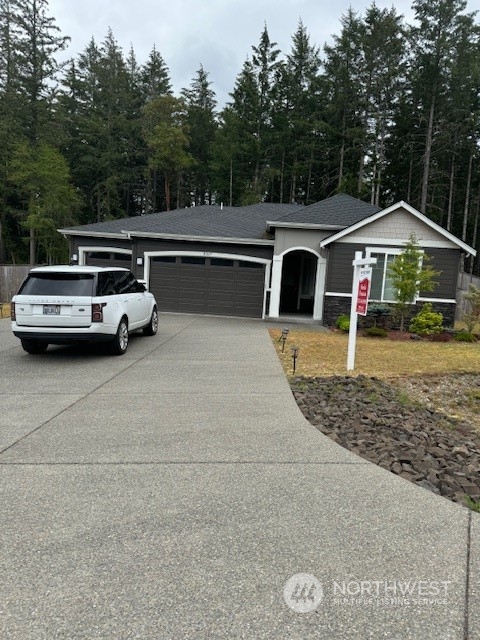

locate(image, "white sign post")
[[347, 251, 377, 371]]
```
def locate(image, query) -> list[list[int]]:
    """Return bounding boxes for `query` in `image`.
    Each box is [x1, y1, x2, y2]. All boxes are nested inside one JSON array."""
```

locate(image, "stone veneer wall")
[[323, 296, 456, 329]]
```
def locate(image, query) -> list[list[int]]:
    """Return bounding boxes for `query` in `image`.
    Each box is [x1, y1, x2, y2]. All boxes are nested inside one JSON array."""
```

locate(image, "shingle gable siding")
[[344, 208, 459, 245]]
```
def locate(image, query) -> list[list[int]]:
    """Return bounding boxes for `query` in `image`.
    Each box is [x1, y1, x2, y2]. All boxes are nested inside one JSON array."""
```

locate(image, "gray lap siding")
[[325, 243, 460, 300], [323, 242, 461, 327], [135, 238, 273, 259]]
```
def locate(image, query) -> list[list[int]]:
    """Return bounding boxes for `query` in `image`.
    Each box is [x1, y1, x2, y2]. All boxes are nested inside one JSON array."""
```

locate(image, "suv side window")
[[113, 271, 137, 294], [96, 272, 117, 296]]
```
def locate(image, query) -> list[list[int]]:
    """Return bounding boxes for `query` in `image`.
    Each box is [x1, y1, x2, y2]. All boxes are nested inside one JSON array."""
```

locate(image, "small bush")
[[366, 303, 391, 326], [454, 331, 478, 343], [363, 327, 388, 338], [336, 314, 350, 331], [408, 303, 443, 336]]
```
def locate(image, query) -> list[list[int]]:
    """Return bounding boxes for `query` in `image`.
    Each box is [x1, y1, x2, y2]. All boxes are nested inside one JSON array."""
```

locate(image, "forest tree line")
[[1, 0, 480, 272]]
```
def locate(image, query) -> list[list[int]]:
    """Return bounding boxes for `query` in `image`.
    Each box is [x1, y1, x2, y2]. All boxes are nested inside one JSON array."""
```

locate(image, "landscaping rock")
[[290, 375, 480, 510]]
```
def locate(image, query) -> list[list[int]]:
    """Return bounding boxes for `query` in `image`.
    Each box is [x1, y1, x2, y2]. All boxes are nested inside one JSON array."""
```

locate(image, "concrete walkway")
[[0, 314, 478, 639]]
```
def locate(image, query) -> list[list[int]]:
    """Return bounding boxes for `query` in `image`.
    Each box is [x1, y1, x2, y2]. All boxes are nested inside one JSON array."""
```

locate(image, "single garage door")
[[84, 251, 132, 268], [149, 256, 266, 318]]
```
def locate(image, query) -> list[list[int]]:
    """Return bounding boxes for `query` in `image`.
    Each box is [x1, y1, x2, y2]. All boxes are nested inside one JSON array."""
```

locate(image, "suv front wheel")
[[109, 317, 129, 355], [143, 306, 158, 336]]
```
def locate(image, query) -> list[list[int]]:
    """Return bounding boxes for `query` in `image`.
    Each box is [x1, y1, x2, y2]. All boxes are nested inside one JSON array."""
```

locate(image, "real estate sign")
[[355, 267, 372, 315]]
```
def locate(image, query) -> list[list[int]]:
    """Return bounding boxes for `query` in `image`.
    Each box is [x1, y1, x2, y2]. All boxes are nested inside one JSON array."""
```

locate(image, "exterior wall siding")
[[71, 237, 132, 253], [345, 208, 458, 245], [325, 243, 461, 300], [325, 243, 365, 294], [135, 238, 273, 259], [71, 235, 273, 281], [274, 228, 332, 255]]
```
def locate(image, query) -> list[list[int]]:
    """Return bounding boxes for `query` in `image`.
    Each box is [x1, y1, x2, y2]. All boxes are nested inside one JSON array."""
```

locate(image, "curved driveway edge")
[[0, 314, 477, 639]]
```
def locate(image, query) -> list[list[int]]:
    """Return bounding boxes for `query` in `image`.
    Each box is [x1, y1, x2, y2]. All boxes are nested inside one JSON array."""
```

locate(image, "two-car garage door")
[[149, 256, 266, 318]]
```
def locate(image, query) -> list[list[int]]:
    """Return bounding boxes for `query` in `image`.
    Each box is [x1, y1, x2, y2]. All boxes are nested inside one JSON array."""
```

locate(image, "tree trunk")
[[469, 192, 479, 275], [421, 96, 436, 214], [447, 154, 455, 231], [407, 149, 413, 202], [305, 147, 313, 204], [29, 227, 35, 266], [176, 172, 181, 210], [0, 218, 4, 263], [291, 159, 297, 204], [165, 172, 171, 211], [279, 150, 285, 204], [462, 147, 473, 242], [338, 113, 346, 190], [357, 113, 368, 196]]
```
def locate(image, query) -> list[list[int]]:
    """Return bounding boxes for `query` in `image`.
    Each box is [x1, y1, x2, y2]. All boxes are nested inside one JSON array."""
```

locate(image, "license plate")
[[43, 305, 60, 315]]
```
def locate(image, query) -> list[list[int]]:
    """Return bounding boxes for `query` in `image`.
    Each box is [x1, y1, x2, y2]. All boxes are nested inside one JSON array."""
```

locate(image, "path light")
[[279, 327, 290, 353], [291, 345, 299, 374]]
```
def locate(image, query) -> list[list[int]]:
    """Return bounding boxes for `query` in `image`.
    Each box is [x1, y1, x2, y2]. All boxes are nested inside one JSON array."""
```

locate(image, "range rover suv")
[[11, 266, 158, 355]]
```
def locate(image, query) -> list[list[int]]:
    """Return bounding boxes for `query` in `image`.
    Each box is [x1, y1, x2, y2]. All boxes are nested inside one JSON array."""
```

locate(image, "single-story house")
[[59, 194, 476, 326]]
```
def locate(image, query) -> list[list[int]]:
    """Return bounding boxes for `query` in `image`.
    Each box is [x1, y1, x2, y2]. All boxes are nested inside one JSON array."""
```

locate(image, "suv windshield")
[[19, 273, 95, 296]]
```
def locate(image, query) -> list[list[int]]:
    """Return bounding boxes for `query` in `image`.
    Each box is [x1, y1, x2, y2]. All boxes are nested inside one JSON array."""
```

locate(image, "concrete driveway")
[[0, 314, 478, 639]]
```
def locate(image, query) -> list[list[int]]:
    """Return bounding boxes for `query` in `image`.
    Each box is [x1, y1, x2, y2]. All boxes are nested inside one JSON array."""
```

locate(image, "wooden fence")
[[0, 265, 33, 303], [456, 271, 480, 320]]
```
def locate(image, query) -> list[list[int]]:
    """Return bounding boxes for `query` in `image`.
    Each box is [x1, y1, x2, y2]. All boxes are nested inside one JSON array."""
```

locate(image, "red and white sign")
[[355, 267, 372, 315]]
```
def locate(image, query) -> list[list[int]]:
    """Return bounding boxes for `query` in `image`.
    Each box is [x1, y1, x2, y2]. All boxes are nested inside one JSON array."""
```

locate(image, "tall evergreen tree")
[[410, 0, 475, 214], [182, 65, 217, 205], [142, 95, 192, 211], [140, 45, 172, 102]]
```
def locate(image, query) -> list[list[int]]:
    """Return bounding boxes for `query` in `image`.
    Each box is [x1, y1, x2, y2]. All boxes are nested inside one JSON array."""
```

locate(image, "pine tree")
[[140, 45, 172, 103], [182, 65, 217, 205], [141, 96, 192, 211], [410, 0, 474, 214], [388, 234, 440, 330]]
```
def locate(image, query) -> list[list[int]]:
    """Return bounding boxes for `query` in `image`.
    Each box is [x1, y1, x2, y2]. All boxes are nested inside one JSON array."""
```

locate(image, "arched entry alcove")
[[279, 249, 318, 315]]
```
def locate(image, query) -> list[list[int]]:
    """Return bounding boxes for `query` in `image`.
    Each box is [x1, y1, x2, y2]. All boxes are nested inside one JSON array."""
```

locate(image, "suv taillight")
[[92, 303, 106, 322], [10, 302, 15, 321]]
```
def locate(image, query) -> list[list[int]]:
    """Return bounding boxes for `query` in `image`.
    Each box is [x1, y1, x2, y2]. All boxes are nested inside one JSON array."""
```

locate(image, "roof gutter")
[[265, 221, 345, 232], [57, 229, 128, 239], [124, 231, 274, 246]]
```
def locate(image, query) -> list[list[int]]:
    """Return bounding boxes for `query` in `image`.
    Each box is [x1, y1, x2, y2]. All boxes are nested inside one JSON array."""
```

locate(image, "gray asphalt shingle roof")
[[60, 195, 380, 241], [271, 194, 382, 226]]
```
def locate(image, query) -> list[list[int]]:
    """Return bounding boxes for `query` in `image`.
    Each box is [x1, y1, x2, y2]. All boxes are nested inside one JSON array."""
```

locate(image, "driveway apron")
[[0, 314, 477, 639]]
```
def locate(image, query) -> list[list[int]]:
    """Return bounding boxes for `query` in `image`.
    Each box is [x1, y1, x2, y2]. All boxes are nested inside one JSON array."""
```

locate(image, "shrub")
[[363, 327, 388, 338], [366, 303, 391, 328], [454, 331, 478, 343], [408, 303, 443, 336], [336, 314, 350, 331]]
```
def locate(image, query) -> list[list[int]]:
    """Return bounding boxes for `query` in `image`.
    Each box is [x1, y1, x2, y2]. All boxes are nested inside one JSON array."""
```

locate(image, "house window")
[[367, 248, 403, 302], [367, 246, 426, 302]]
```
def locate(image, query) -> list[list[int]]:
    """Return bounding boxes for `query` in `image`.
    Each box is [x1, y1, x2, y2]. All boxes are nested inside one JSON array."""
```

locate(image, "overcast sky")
[[49, 0, 423, 105]]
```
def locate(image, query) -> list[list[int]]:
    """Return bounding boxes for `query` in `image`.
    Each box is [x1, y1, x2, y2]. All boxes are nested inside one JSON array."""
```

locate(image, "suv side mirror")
[[136, 281, 146, 292]]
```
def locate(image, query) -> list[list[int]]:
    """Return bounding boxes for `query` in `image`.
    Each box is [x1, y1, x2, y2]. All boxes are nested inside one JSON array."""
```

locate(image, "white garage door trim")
[[78, 246, 132, 265], [143, 250, 271, 319]]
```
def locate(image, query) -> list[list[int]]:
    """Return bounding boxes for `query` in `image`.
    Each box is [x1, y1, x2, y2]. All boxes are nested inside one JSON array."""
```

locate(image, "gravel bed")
[[291, 375, 480, 509]]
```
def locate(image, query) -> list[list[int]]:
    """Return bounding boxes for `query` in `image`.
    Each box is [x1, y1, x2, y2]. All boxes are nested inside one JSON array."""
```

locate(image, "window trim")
[[366, 246, 424, 303]]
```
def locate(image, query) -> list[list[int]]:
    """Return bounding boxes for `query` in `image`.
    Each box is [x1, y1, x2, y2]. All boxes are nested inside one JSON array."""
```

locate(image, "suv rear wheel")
[[109, 317, 129, 355], [143, 306, 158, 336], [21, 339, 48, 354]]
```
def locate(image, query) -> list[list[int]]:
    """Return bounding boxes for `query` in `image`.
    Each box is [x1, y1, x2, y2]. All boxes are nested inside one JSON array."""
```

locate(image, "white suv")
[[11, 265, 158, 355]]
